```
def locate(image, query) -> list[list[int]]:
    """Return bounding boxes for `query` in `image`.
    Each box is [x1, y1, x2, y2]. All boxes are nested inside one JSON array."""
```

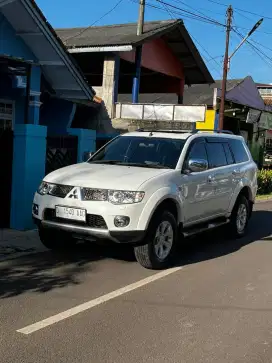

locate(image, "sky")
[[36, 0, 272, 83]]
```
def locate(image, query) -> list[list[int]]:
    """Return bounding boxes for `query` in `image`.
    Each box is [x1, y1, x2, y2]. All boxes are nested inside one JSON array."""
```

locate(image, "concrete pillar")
[[68, 128, 96, 162], [10, 124, 47, 230], [101, 55, 120, 118]]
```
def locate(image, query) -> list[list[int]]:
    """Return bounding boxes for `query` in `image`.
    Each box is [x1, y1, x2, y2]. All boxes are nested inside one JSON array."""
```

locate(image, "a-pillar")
[[10, 124, 47, 230], [101, 55, 120, 119], [68, 128, 96, 162]]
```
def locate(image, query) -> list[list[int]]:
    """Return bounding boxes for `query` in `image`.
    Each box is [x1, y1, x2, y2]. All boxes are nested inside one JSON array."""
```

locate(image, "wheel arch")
[[137, 188, 182, 231]]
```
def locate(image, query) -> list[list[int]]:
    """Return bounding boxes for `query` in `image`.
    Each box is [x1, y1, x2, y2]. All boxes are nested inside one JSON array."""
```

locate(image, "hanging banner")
[[246, 109, 261, 124], [259, 112, 272, 130]]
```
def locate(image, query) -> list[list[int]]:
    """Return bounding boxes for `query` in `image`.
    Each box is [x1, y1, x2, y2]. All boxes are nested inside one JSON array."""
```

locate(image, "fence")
[[46, 135, 78, 175]]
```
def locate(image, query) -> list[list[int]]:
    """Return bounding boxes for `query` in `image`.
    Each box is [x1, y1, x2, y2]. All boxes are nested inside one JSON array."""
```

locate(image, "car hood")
[[44, 163, 171, 190]]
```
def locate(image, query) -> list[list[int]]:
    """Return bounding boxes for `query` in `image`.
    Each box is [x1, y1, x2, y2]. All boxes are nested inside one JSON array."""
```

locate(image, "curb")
[[256, 196, 272, 204]]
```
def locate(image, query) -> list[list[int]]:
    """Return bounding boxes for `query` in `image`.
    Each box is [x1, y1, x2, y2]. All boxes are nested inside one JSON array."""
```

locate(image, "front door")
[[181, 139, 216, 225]]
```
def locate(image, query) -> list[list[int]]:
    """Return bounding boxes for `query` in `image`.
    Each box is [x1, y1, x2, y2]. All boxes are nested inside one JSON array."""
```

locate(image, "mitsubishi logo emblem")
[[67, 187, 81, 200]]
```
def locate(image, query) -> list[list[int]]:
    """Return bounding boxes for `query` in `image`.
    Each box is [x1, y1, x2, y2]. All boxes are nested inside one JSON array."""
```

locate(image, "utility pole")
[[137, 0, 145, 36], [218, 5, 233, 130]]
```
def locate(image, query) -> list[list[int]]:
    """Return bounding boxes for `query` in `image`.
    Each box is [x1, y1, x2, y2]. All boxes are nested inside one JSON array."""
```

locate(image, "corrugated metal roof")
[[57, 20, 179, 48], [56, 19, 214, 85], [0, 0, 95, 100]]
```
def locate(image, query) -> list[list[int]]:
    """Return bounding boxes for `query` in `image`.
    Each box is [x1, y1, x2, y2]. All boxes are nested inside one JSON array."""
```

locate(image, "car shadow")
[[0, 241, 135, 299], [0, 210, 270, 299], [176, 209, 272, 267]]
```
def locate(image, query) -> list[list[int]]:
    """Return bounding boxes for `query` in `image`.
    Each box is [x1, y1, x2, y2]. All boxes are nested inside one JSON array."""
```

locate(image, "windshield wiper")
[[89, 160, 121, 165], [117, 162, 171, 169]]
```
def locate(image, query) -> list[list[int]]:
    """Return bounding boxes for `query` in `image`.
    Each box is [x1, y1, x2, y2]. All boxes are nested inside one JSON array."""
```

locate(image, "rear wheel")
[[134, 211, 178, 269], [229, 195, 249, 238], [39, 227, 76, 250]]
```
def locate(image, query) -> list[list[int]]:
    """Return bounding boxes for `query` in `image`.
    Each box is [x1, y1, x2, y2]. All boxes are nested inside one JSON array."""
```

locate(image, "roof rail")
[[136, 128, 192, 134], [194, 129, 234, 135]]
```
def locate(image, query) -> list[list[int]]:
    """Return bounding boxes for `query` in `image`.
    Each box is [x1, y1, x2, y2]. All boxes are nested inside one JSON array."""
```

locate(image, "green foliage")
[[257, 169, 272, 195]]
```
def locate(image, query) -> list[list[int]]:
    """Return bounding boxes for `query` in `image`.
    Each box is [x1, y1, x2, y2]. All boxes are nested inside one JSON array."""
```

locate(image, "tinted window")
[[206, 142, 227, 168], [188, 142, 208, 161], [90, 136, 185, 169], [223, 143, 235, 164], [228, 139, 249, 163]]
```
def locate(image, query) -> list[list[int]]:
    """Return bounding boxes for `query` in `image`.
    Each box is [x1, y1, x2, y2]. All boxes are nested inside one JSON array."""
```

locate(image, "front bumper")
[[33, 217, 145, 244]]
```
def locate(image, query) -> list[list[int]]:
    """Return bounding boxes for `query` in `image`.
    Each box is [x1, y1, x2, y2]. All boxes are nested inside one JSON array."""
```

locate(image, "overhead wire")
[[63, 0, 124, 43], [153, 0, 226, 27]]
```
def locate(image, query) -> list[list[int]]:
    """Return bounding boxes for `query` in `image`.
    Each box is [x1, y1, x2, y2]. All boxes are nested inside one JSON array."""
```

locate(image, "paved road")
[[1, 202, 272, 363]]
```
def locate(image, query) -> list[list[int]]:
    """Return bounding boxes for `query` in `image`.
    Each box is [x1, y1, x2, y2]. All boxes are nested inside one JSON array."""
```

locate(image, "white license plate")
[[55, 206, 86, 222]]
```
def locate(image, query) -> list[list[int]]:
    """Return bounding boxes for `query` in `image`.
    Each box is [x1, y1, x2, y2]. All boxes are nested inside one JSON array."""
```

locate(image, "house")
[[0, 0, 97, 230], [182, 77, 272, 166], [56, 19, 214, 145]]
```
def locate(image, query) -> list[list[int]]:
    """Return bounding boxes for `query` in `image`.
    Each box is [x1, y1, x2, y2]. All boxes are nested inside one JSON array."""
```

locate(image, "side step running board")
[[183, 219, 230, 238]]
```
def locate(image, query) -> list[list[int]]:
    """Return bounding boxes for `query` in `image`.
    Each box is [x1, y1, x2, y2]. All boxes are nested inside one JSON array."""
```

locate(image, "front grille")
[[43, 208, 107, 229], [49, 184, 74, 198], [81, 188, 108, 201]]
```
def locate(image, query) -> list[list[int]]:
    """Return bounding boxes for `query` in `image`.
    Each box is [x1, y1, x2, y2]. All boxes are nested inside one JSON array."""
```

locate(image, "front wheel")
[[39, 227, 76, 250], [229, 195, 249, 238], [134, 211, 178, 269]]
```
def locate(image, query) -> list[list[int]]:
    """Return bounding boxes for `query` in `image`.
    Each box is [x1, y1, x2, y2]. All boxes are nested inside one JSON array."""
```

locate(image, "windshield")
[[89, 136, 185, 169]]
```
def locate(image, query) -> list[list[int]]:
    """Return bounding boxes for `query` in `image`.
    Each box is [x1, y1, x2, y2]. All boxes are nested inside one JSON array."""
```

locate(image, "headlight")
[[108, 190, 145, 204], [37, 182, 55, 195]]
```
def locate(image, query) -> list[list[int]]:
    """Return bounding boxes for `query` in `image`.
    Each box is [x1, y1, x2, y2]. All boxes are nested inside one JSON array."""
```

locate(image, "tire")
[[229, 195, 249, 238], [39, 227, 76, 250], [134, 210, 178, 270]]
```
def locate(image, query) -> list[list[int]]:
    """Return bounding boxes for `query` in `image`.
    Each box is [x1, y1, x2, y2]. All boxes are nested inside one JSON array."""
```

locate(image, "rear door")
[[205, 137, 234, 215]]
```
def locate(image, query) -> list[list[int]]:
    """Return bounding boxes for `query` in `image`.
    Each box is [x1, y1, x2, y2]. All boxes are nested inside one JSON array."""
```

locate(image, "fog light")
[[114, 216, 130, 227], [32, 204, 39, 216]]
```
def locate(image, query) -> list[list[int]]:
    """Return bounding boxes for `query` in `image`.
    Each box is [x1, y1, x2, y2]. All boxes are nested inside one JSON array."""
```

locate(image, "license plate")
[[55, 206, 86, 222]]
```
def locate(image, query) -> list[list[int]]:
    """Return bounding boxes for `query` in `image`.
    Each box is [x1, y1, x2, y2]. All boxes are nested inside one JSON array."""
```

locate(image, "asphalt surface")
[[1, 202, 272, 363]]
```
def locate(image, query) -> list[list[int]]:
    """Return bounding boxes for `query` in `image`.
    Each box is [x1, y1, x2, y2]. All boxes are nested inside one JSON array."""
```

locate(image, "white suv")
[[33, 129, 257, 269]]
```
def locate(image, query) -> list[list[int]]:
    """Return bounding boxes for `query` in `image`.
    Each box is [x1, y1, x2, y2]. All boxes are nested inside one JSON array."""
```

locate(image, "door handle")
[[207, 175, 216, 184]]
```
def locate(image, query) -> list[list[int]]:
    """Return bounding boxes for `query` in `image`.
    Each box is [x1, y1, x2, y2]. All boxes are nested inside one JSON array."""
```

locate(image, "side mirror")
[[83, 151, 94, 162], [188, 158, 208, 173]]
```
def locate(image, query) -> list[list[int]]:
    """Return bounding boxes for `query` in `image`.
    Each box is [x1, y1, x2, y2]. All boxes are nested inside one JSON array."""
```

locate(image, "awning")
[[0, 0, 95, 100]]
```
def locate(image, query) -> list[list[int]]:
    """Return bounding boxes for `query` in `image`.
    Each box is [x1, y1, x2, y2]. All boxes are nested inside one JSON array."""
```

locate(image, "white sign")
[[174, 105, 206, 122], [115, 103, 206, 123]]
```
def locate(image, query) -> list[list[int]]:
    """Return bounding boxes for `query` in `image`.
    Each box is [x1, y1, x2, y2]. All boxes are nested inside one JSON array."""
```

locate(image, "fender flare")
[[137, 186, 182, 231], [228, 179, 254, 214]]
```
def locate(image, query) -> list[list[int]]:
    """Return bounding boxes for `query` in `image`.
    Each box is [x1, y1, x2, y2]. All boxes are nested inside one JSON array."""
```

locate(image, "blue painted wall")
[[0, 13, 37, 61], [40, 98, 77, 135], [0, 13, 41, 125]]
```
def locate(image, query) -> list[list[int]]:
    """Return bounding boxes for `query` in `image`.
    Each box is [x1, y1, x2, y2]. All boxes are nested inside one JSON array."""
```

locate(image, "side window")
[[228, 139, 249, 163], [223, 143, 235, 165], [206, 142, 227, 169], [188, 142, 208, 161]]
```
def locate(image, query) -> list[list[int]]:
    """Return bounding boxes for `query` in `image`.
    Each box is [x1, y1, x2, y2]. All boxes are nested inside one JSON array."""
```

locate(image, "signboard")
[[115, 103, 206, 123], [174, 105, 206, 122]]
